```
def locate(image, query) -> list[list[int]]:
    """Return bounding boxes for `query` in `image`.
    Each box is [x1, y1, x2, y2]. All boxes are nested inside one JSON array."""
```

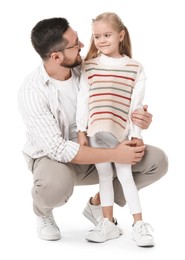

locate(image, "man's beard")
[[60, 53, 82, 68]]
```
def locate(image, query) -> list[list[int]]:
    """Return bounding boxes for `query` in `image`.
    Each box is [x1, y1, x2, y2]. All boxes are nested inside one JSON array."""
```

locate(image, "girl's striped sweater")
[[84, 56, 142, 142]]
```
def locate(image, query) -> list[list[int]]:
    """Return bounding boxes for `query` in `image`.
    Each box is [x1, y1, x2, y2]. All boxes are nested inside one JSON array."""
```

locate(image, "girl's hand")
[[131, 105, 153, 129]]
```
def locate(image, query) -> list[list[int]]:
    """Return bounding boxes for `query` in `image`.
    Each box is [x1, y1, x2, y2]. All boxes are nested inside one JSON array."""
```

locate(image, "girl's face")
[[92, 21, 125, 58]]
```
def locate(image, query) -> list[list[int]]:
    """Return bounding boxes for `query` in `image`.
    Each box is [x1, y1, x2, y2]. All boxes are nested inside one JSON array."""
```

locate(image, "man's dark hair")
[[31, 17, 69, 60]]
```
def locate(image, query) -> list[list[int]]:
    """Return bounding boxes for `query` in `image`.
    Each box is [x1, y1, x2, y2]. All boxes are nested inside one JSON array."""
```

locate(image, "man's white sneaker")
[[83, 197, 103, 226], [132, 220, 154, 247], [36, 214, 61, 241], [86, 218, 120, 243]]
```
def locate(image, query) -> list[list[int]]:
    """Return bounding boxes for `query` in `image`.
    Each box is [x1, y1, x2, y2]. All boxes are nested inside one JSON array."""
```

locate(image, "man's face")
[[61, 27, 84, 68]]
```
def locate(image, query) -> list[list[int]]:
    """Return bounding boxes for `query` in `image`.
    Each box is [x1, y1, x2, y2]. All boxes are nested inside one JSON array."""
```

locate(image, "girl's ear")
[[119, 30, 125, 42]]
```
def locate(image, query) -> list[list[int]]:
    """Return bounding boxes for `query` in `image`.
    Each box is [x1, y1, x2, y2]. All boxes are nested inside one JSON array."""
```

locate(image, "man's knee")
[[32, 157, 76, 208], [147, 146, 168, 178], [157, 149, 168, 177]]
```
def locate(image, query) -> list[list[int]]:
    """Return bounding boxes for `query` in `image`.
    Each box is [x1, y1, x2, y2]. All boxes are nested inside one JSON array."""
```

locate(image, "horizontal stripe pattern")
[[84, 57, 140, 141], [88, 73, 135, 82], [91, 117, 126, 129]]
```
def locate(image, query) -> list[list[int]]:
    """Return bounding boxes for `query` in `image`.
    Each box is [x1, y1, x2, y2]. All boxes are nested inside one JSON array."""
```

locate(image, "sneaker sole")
[[132, 238, 155, 247], [38, 232, 61, 241], [86, 233, 120, 243]]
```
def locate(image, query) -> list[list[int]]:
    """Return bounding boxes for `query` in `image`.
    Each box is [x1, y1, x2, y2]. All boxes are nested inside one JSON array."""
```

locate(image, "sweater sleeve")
[[128, 68, 146, 139], [76, 70, 90, 132]]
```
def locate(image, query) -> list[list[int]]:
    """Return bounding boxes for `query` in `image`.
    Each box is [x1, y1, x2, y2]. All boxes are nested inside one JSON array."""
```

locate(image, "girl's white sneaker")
[[132, 220, 154, 247], [86, 218, 120, 243]]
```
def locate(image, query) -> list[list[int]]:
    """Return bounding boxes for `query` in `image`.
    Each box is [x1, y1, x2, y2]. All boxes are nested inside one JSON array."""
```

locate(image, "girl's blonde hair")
[[85, 12, 132, 61]]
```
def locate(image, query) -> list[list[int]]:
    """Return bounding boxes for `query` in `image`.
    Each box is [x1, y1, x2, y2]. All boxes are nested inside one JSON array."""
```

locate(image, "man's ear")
[[50, 51, 64, 63]]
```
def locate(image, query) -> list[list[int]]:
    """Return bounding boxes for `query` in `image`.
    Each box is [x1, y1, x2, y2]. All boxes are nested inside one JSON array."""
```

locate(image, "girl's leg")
[[95, 162, 114, 221], [113, 145, 168, 207], [115, 163, 142, 220], [90, 134, 115, 221]]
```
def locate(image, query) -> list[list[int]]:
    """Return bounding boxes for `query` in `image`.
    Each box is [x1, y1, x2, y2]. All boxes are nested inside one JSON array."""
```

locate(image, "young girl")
[[76, 12, 154, 247]]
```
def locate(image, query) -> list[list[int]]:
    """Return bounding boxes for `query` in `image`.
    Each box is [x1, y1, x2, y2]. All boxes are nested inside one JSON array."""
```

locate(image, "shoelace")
[[41, 216, 58, 228], [139, 222, 154, 236], [93, 218, 109, 232]]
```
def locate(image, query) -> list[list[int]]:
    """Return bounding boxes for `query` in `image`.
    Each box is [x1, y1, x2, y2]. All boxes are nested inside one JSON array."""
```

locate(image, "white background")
[[0, 0, 184, 259]]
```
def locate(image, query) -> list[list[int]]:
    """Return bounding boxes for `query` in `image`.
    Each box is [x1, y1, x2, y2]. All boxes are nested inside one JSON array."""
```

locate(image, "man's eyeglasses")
[[54, 38, 80, 53], [65, 38, 81, 50]]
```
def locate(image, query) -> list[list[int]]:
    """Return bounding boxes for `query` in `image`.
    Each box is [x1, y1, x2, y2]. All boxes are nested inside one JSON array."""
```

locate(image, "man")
[[18, 17, 168, 241]]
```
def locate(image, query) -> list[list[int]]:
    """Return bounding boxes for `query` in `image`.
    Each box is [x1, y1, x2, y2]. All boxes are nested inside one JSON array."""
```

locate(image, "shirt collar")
[[40, 62, 51, 86]]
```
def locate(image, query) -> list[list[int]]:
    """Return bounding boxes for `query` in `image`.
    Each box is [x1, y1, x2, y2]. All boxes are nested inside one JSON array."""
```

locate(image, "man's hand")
[[131, 105, 153, 129], [131, 137, 144, 147], [115, 140, 145, 165], [77, 131, 89, 146]]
